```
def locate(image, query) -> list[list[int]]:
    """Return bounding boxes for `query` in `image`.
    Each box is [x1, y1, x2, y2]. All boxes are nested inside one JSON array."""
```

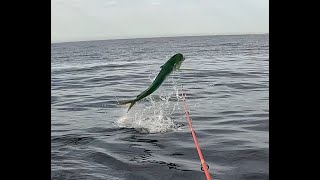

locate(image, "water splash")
[[116, 73, 183, 133]]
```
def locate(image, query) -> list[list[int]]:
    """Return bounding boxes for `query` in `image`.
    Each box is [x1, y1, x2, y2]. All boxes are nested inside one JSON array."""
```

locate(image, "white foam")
[[115, 73, 182, 133]]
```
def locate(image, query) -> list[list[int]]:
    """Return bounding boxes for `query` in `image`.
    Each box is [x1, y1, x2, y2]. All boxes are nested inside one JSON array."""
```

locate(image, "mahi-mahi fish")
[[119, 53, 185, 112]]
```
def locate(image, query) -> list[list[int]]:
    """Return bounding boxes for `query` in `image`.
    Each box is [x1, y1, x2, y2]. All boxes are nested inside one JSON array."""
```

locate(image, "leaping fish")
[[119, 53, 185, 112]]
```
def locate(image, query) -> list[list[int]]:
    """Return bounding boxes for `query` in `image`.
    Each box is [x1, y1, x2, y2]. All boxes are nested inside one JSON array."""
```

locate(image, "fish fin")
[[118, 99, 136, 112], [127, 101, 136, 112]]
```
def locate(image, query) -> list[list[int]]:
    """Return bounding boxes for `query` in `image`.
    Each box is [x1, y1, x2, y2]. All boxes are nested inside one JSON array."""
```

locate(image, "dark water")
[[51, 34, 269, 180]]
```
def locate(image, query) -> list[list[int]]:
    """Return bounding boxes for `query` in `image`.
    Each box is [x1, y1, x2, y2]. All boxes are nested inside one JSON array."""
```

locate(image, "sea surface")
[[51, 34, 269, 180]]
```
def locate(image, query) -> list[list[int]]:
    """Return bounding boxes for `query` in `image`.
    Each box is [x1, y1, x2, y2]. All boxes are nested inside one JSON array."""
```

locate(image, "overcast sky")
[[51, 0, 268, 43]]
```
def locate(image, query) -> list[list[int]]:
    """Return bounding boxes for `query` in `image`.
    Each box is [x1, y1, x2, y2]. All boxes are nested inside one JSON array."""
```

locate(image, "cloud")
[[151, 2, 160, 5]]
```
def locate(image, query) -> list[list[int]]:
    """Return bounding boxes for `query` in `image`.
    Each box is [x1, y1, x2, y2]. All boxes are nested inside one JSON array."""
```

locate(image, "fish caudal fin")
[[118, 99, 136, 112]]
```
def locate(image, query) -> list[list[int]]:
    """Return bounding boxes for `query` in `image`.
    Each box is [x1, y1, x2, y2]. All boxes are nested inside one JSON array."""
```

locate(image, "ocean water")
[[51, 34, 269, 180]]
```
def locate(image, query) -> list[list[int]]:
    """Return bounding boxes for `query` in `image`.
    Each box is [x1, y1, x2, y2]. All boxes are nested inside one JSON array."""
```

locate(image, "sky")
[[51, 0, 269, 43]]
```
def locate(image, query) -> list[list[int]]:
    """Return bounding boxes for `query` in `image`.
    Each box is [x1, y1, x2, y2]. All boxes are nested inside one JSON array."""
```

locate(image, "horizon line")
[[51, 32, 269, 44]]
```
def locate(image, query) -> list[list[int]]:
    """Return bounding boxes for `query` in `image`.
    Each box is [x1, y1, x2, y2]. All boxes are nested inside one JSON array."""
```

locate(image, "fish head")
[[173, 53, 185, 70]]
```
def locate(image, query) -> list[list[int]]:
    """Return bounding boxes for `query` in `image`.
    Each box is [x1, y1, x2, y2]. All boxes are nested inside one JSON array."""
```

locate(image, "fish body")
[[119, 53, 185, 112]]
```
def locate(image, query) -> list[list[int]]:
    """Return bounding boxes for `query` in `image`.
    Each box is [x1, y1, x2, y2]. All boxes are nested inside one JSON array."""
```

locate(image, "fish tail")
[[118, 99, 136, 112]]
